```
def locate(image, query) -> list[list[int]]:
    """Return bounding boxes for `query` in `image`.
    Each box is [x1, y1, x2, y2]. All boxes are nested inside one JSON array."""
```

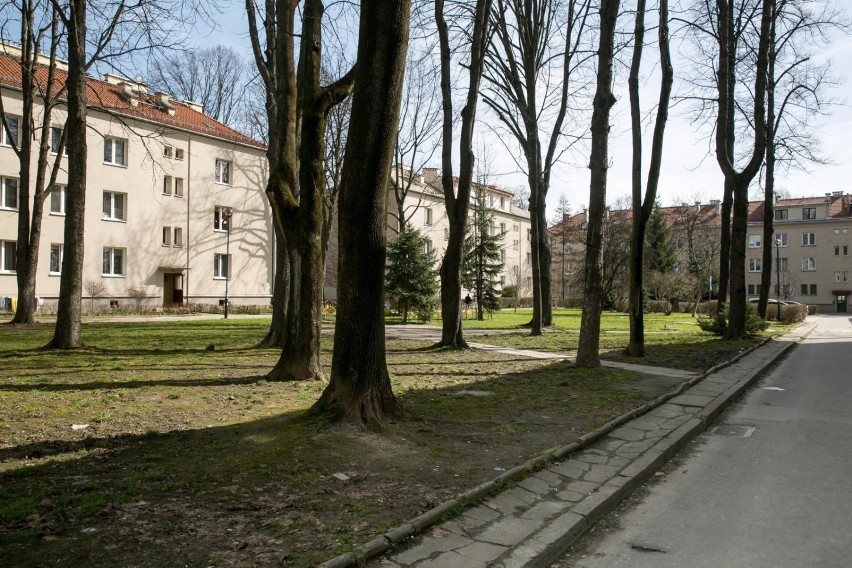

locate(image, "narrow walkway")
[[335, 323, 815, 568]]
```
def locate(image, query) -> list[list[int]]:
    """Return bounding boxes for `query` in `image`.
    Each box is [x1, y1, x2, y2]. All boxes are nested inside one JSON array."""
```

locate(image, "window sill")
[[102, 274, 126, 278], [0, 270, 16, 275], [214, 229, 228, 234], [49, 272, 61, 276], [213, 276, 231, 280], [174, 194, 184, 198], [102, 217, 127, 223], [162, 193, 173, 197], [1, 207, 19, 212], [214, 181, 232, 187], [49, 211, 66, 217], [103, 161, 127, 168]]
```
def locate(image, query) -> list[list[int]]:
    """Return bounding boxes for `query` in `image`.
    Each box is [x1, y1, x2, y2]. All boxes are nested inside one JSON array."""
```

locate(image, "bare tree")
[[391, 48, 441, 232], [576, 0, 620, 367], [148, 45, 248, 126], [433, 0, 493, 349], [0, 0, 67, 325], [627, 0, 674, 356], [483, 0, 593, 335], [311, 0, 410, 428], [715, 0, 773, 339], [245, 0, 355, 379], [756, 0, 846, 316]]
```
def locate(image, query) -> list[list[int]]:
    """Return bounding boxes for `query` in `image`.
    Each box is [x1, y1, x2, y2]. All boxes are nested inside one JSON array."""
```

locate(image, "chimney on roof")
[[184, 100, 204, 114], [695, 202, 701, 213], [832, 191, 843, 196], [154, 92, 176, 116], [825, 192, 832, 202], [119, 82, 140, 107], [774, 192, 780, 204], [710, 199, 721, 215], [422, 167, 440, 184]]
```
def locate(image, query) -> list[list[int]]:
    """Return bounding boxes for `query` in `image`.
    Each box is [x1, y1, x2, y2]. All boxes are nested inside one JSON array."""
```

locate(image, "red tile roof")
[[0, 51, 264, 149]]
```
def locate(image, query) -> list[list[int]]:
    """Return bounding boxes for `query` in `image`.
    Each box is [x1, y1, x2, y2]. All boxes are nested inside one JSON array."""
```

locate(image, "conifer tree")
[[463, 187, 504, 320], [385, 227, 438, 323], [646, 202, 677, 272]]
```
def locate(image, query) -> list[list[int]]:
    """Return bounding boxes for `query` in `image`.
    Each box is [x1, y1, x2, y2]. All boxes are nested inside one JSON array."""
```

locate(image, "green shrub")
[[697, 305, 768, 336]]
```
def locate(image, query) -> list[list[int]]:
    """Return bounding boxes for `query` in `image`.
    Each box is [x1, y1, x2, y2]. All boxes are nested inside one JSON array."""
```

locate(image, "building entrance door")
[[837, 295, 848, 313], [163, 273, 184, 306]]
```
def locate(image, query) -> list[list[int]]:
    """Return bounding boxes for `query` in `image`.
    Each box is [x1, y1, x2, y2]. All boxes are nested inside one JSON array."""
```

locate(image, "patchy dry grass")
[[0, 319, 735, 566]]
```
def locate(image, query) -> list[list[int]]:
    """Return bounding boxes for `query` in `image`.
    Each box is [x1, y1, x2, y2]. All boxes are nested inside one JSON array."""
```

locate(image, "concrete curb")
[[318, 321, 816, 568]]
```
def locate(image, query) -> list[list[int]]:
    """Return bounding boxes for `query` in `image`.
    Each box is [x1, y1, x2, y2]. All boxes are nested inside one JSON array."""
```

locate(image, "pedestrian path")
[[319, 321, 816, 568]]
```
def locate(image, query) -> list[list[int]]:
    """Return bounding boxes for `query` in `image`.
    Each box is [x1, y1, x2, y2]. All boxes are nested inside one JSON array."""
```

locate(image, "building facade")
[[0, 47, 273, 311]]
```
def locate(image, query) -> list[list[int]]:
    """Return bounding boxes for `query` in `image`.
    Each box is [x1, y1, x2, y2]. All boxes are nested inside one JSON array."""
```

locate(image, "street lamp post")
[[775, 237, 782, 321], [224, 207, 233, 319]]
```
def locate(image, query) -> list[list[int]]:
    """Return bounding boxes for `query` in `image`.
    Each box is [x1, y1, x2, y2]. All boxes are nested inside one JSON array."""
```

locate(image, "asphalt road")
[[557, 314, 852, 568]]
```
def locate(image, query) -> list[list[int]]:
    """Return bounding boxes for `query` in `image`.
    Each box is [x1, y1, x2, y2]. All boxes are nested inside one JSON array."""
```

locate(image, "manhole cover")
[[711, 425, 755, 438]]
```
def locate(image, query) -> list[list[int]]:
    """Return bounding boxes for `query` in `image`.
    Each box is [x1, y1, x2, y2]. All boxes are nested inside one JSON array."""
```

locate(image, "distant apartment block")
[[0, 46, 273, 310]]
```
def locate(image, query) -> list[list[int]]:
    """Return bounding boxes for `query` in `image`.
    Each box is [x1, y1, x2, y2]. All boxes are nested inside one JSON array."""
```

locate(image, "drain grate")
[[711, 424, 756, 438]]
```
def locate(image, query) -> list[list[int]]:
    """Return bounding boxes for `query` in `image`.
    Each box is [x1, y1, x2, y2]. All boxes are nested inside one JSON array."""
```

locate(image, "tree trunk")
[[257, 228, 289, 348], [576, 0, 620, 368], [45, 0, 86, 349], [758, 19, 778, 319], [312, 0, 410, 428], [438, 222, 467, 346], [727, 178, 749, 336], [627, 0, 673, 357], [717, 178, 733, 309]]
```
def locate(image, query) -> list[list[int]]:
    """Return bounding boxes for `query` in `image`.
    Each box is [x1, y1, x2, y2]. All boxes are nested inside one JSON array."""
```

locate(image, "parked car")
[[747, 298, 788, 305]]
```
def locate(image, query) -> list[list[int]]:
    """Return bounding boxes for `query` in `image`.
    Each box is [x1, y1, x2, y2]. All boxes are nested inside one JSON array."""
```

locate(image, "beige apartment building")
[[550, 193, 852, 313], [0, 47, 273, 311]]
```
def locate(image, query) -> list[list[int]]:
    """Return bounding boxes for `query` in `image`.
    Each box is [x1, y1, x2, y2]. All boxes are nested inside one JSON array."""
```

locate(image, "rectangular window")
[[803, 207, 816, 219], [49, 243, 63, 274], [102, 247, 125, 276], [748, 234, 761, 248], [526, 252, 532, 266], [801, 284, 817, 295], [747, 284, 757, 295], [102, 191, 126, 221], [778, 258, 788, 271], [500, 197, 506, 210], [775, 209, 788, 221], [174, 177, 184, 197], [802, 233, 815, 246], [214, 253, 230, 279], [500, 222, 507, 234], [163, 175, 173, 195], [748, 258, 761, 272], [500, 250, 506, 263], [802, 257, 816, 271], [163, 146, 173, 158], [103, 137, 126, 166], [526, 228, 531, 242], [1, 177, 18, 210], [424, 238, 433, 254], [50, 185, 66, 214], [213, 206, 231, 231], [50, 127, 68, 155], [215, 158, 231, 184], [175, 148, 185, 160], [1, 115, 19, 147], [834, 245, 848, 256], [443, 227, 449, 241], [424, 207, 433, 226], [775, 232, 788, 246], [162, 226, 172, 246], [1, 240, 16, 272], [173, 227, 183, 247]]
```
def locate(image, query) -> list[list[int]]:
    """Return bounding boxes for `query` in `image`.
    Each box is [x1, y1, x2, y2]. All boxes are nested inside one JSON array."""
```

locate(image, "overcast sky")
[[194, 5, 852, 215]]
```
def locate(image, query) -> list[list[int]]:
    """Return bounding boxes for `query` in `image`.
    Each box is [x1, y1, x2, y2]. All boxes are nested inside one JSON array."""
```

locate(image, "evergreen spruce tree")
[[463, 187, 505, 320], [646, 202, 678, 272], [386, 227, 438, 323]]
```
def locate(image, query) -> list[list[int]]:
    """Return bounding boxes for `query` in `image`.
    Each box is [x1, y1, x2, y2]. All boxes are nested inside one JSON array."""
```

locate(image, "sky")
[[191, 4, 852, 216]]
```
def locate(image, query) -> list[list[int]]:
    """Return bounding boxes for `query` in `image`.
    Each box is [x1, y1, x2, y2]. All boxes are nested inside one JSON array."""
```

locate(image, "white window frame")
[[49, 243, 63, 274], [775, 209, 788, 221], [1, 115, 19, 148], [175, 148, 185, 160], [103, 136, 127, 166], [802, 207, 816, 220], [162, 226, 172, 246], [102, 247, 126, 276], [775, 232, 788, 247], [834, 245, 848, 256], [50, 185, 66, 215], [424, 238, 433, 254], [778, 257, 788, 271], [214, 253, 230, 279], [163, 146, 173, 158], [102, 191, 127, 221], [748, 258, 761, 272], [801, 257, 816, 272], [748, 234, 761, 248], [214, 206, 231, 232], [802, 233, 815, 246], [163, 175, 173, 195], [174, 177, 184, 198], [50, 126, 68, 156], [173, 227, 183, 247], [424, 207, 433, 226], [1, 177, 18, 210], [215, 158, 231, 185], [1, 240, 16, 272]]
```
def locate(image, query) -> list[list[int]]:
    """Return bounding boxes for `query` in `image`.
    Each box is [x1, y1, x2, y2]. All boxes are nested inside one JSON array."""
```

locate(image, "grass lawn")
[[0, 316, 773, 566]]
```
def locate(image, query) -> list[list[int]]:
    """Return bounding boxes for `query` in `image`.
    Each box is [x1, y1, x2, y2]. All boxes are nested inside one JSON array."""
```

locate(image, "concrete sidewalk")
[[320, 321, 815, 568]]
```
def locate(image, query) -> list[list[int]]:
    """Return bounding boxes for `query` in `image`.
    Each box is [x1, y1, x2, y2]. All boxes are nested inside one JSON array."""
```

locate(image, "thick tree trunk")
[[577, 0, 620, 368], [717, 178, 733, 309], [46, 0, 86, 349], [726, 179, 749, 336], [312, 0, 410, 428], [758, 23, 778, 318], [438, 223, 467, 347]]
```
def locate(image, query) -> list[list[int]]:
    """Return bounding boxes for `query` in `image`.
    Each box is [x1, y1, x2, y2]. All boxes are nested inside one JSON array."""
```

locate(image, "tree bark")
[[256, 228, 289, 347], [311, 0, 410, 428], [577, 0, 620, 367], [45, 0, 86, 349], [433, 0, 492, 349], [627, 0, 673, 357], [758, 14, 778, 318]]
